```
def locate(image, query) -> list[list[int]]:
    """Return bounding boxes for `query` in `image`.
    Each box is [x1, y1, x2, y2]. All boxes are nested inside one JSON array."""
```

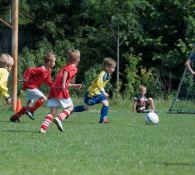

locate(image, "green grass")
[[0, 99, 195, 175]]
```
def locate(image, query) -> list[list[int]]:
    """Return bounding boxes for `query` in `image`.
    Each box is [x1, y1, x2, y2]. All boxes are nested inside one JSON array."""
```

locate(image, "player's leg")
[[73, 95, 92, 112], [99, 99, 109, 123], [10, 106, 28, 122], [26, 89, 47, 119], [10, 92, 32, 122], [40, 107, 57, 133], [54, 98, 73, 132], [74, 104, 90, 112], [147, 97, 155, 111]]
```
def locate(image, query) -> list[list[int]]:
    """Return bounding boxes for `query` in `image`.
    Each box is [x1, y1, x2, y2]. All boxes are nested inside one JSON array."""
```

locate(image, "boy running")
[[74, 57, 116, 123], [10, 52, 56, 122]]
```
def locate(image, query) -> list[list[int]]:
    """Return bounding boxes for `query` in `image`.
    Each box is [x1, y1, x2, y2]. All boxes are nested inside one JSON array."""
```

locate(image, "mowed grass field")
[[0, 98, 195, 175]]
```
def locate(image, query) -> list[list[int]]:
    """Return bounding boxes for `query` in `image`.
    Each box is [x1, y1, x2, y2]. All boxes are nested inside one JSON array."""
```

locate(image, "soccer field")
[[0, 99, 195, 175]]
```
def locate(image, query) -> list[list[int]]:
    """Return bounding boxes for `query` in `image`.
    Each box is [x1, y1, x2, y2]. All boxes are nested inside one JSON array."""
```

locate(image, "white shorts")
[[47, 98, 73, 109], [25, 89, 45, 102]]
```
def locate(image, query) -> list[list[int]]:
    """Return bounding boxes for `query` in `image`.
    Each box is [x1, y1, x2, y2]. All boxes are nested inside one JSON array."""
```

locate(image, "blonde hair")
[[103, 57, 117, 68], [68, 50, 80, 63], [139, 85, 146, 92], [0, 54, 14, 68], [44, 52, 56, 63]]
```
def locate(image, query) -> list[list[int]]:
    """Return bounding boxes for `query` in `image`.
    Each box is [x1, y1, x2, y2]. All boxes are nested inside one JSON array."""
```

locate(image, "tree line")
[[1, 0, 194, 99]]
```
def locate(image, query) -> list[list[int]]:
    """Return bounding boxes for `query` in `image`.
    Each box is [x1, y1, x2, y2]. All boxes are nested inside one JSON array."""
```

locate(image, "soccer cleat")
[[54, 118, 64, 132], [99, 118, 110, 124], [39, 128, 47, 134], [25, 110, 35, 120], [10, 117, 20, 123]]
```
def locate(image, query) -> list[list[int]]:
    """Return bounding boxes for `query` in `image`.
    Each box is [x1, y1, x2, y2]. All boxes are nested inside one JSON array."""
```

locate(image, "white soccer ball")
[[145, 112, 159, 125]]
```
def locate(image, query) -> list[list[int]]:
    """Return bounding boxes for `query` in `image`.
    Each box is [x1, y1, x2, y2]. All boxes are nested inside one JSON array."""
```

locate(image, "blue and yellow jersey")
[[87, 70, 110, 97], [0, 68, 10, 98]]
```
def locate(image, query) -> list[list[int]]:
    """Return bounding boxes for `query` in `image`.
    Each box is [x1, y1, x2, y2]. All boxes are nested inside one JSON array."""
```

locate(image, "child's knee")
[[84, 105, 90, 111], [148, 97, 154, 104], [103, 101, 109, 107], [42, 96, 47, 102]]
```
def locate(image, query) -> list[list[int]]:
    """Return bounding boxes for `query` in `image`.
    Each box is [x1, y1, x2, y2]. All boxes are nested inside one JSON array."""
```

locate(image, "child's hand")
[[5, 97, 11, 105], [104, 92, 109, 97], [19, 79, 26, 83], [73, 84, 82, 89], [62, 83, 66, 89]]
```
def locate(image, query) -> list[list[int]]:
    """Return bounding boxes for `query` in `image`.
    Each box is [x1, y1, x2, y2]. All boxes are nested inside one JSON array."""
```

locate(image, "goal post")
[[168, 49, 195, 114]]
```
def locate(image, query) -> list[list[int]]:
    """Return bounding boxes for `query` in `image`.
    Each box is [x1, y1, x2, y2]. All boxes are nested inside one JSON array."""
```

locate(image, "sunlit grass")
[[0, 99, 194, 175]]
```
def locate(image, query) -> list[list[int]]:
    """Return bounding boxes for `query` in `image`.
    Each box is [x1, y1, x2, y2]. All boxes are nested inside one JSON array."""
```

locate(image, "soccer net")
[[168, 67, 195, 114]]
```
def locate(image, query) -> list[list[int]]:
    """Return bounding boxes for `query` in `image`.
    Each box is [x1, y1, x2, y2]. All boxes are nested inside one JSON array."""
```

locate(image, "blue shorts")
[[84, 93, 107, 106]]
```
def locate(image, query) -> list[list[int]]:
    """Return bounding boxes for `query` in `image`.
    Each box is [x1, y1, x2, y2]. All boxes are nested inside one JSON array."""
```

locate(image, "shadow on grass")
[[0, 129, 39, 134], [151, 161, 195, 167], [65, 120, 99, 124], [0, 120, 28, 124]]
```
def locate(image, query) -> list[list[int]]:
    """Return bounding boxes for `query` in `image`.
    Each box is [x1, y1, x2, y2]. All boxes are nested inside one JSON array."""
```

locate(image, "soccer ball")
[[145, 111, 159, 125]]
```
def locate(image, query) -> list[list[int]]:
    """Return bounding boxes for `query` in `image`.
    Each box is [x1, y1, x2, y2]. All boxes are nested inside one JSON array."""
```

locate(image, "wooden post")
[[11, 0, 19, 112]]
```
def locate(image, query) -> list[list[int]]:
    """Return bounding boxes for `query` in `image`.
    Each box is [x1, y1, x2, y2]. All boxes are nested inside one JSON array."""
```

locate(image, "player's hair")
[[0, 54, 14, 68], [44, 52, 56, 63], [103, 57, 116, 68], [68, 50, 80, 63], [139, 85, 147, 92]]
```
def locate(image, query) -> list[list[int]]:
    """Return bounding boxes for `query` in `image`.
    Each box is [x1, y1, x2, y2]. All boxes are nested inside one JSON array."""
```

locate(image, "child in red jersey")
[[10, 52, 56, 122], [40, 50, 82, 133]]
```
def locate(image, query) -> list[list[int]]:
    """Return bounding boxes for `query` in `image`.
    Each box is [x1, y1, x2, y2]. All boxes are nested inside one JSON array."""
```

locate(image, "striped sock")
[[57, 109, 71, 121], [41, 114, 54, 130]]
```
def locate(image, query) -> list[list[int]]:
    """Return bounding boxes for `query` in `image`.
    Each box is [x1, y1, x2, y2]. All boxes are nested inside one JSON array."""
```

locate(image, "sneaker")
[[10, 117, 20, 123], [26, 110, 35, 120], [39, 128, 47, 134], [99, 118, 110, 124], [54, 118, 64, 132]]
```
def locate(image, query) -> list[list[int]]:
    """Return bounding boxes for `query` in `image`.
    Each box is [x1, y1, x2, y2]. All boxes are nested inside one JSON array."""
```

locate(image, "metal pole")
[[11, 0, 19, 112]]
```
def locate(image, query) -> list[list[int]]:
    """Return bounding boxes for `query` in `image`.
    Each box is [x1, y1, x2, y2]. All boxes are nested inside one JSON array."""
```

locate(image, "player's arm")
[[69, 83, 82, 89], [45, 70, 54, 87], [0, 71, 11, 104], [96, 71, 109, 97], [23, 67, 45, 81], [185, 59, 195, 75], [62, 71, 68, 88]]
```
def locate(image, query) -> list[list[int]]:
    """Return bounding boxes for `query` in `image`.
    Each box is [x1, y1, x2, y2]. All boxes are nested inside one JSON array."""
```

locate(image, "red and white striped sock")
[[57, 109, 71, 121], [41, 114, 54, 131]]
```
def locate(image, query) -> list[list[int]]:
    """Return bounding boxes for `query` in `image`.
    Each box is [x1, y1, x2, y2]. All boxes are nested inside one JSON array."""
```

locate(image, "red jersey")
[[22, 66, 53, 90], [48, 64, 78, 99]]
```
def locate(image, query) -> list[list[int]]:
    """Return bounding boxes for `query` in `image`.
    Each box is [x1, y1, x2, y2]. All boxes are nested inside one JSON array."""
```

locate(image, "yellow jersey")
[[87, 70, 110, 97], [0, 68, 10, 98]]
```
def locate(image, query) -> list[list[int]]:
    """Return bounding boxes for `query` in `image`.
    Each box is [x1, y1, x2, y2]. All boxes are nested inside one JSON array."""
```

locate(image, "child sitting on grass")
[[0, 54, 14, 105], [132, 85, 156, 113], [73, 57, 116, 123]]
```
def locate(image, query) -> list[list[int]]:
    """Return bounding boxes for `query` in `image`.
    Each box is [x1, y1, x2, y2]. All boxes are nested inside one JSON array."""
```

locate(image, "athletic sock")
[[40, 114, 54, 130], [100, 106, 109, 121], [74, 105, 85, 112], [57, 109, 71, 121], [11, 107, 27, 120], [29, 98, 44, 113]]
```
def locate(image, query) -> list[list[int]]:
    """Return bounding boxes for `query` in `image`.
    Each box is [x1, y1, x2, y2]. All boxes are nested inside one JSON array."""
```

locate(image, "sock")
[[57, 109, 71, 121], [74, 105, 85, 112], [41, 114, 54, 130], [11, 107, 27, 119], [100, 106, 109, 121], [29, 98, 44, 113]]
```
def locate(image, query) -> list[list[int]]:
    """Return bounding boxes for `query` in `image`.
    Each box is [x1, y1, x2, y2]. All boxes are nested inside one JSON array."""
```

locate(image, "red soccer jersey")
[[48, 64, 78, 99], [22, 66, 53, 90]]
